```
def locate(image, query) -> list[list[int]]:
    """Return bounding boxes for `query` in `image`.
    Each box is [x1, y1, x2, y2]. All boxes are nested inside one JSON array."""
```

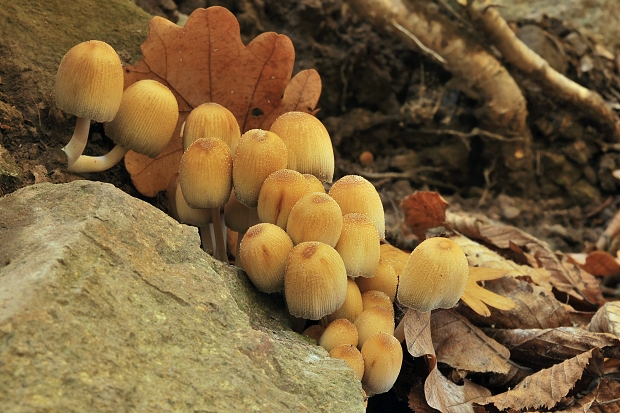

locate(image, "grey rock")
[[0, 181, 364, 413]]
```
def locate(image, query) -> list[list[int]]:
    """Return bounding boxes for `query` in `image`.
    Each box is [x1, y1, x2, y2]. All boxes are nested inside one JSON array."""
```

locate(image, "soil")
[[2, 1, 620, 410]]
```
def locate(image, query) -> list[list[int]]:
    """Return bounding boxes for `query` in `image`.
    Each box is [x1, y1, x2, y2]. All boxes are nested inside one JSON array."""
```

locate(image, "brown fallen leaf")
[[486, 327, 620, 369], [425, 369, 491, 413], [400, 191, 449, 240], [431, 309, 511, 374], [122, 7, 322, 196], [481, 348, 603, 411], [403, 308, 434, 362], [588, 301, 620, 337], [587, 378, 620, 413], [567, 250, 620, 277], [458, 276, 574, 329], [446, 211, 603, 306], [461, 267, 516, 317]]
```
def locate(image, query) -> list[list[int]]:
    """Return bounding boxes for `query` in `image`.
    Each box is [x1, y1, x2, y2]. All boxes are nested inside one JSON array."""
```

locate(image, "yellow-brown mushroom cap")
[[335, 212, 380, 278], [286, 192, 343, 247], [303, 174, 326, 193], [326, 277, 364, 324], [239, 223, 294, 293], [361, 290, 394, 316], [55, 40, 124, 122], [361, 332, 403, 396], [182, 102, 241, 154], [257, 169, 311, 229], [302, 324, 326, 344], [166, 173, 211, 227], [269, 111, 335, 183], [329, 344, 365, 381], [319, 318, 359, 352], [232, 129, 288, 207], [284, 241, 348, 320], [328, 175, 385, 239], [354, 305, 395, 349], [105, 79, 179, 158], [356, 257, 398, 301], [179, 137, 232, 209], [396, 237, 469, 313]]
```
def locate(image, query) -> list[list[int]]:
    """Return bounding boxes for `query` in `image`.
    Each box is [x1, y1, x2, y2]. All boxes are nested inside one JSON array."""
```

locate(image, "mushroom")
[[361, 290, 394, 316], [361, 332, 403, 396], [396, 237, 469, 313], [284, 241, 348, 320], [55, 40, 124, 170], [354, 305, 395, 349], [68, 79, 179, 173], [303, 174, 326, 193], [182, 102, 240, 154], [356, 257, 398, 301], [269, 111, 334, 183], [329, 344, 365, 381], [328, 175, 385, 239], [325, 277, 364, 324], [224, 190, 251, 267], [319, 318, 359, 353], [239, 223, 294, 293], [286, 192, 343, 247], [257, 169, 311, 229], [335, 213, 380, 278], [302, 324, 326, 344], [179, 137, 232, 261]]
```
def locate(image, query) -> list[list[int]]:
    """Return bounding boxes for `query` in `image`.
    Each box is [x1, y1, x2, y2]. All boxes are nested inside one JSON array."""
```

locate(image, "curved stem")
[[67, 144, 129, 173], [199, 225, 214, 255], [63, 117, 91, 168]]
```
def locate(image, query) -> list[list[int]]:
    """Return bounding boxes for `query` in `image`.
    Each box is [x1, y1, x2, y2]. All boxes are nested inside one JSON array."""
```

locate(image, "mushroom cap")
[[179, 137, 232, 209], [105, 79, 179, 158], [329, 344, 365, 381], [361, 332, 403, 396], [232, 129, 288, 207], [55, 40, 124, 122], [379, 243, 409, 278], [286, 192, 343, 247], [319, 318, 359, 352], [182, 102, 241, 154], [354, 305, 395, 349], [303, 174, 326, 193], [396, 237, 469, 313], [223, 190, 251, 233], [239, 223, 294, 293], [269, 111, 334, 183], [166, 173, 211, 227], [361, 290, 394, 316], [302, 324, 326, 344], [326, 277, 364, 324], [356, 257, 398, 301], [284, 241, 348, 320], [257, 169, 311, 229], [328, 175, 385, 239], [335, 213, 380, 278]]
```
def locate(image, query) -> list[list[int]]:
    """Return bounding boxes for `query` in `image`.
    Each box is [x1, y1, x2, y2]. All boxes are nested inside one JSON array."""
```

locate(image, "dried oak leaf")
[[588, 301, 620, 337], [486, 327, 620, 369], [403, 307, 434, 361], [426, 369, 491, 413], [122, 7, 322, 196], [431, 309, 511, 374], [401, 191, 449, 240], [567, 251, 620, 277], [446, 211, 604, 306], [481, 348, 603, 411]]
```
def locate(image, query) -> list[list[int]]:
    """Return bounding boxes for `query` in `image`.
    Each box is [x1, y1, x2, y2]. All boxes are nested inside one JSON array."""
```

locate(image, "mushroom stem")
[[211, 207, 227, 262], [235, 230, 245, 270], [63, 117, 92, 168], [67, 144, 129, 173], [199, 225, 214, 255]]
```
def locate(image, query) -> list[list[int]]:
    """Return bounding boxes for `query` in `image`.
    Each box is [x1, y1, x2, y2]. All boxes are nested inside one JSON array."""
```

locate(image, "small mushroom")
[[286, 192, 343, 247], [361, 332, 403, 396], [284, 241, 348, 320], [239, 223, 294, 293], [335, 212, 380, 278], [257, 169, 311, 229], [302, 324, 326, 344], [329, 344, 365, 381], [269, 111, 334, 183], [354, 305, 395, 349], [55, 40, 124, 169], [396, 237, 469, 313], [182, 102, 240, 154], [328, 175, 385, 239], [68, 79, 179, 172], [319, 318, 359, 352], [303, 174, 326, 193], [356, 258, 398, 301], [361, 290, 394, 316], [325, 277, 364, 324]]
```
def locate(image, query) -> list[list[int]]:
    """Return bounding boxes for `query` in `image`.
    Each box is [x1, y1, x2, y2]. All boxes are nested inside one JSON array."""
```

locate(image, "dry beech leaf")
[[431, 309, 511, 374], [481, 348, 602, 411], [567, 250, 620, 277], [426, 368, 491, 413], [588, 301, 620, 337], [400, 191, 448, 240], [122, 7, 322, 196], [457, 276, 573, 329], [461, 267, 516, 317], [587, 378, 620, 413], [486, 327, 620, 369], [403, 308, 435, 361], [446, 211, 603, 306]]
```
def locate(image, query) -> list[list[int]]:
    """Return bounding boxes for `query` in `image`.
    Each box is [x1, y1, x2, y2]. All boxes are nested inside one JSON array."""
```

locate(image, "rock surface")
[[0, 180, 364, 412]]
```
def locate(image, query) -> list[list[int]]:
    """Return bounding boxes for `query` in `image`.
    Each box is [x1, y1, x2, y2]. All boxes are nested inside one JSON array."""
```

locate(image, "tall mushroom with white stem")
[[68, 79, 179, 173], [55, 40, 124, 170]]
